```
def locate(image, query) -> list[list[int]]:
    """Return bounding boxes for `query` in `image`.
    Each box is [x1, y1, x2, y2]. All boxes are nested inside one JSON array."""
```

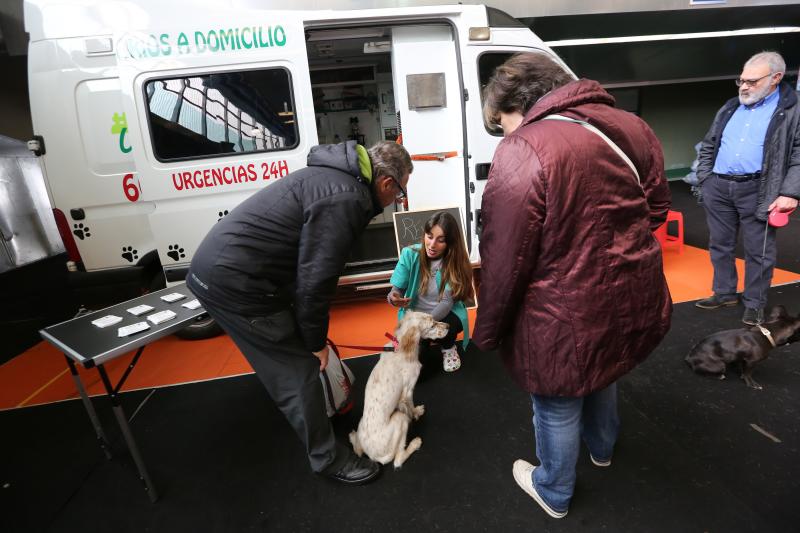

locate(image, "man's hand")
[[768, 195, 799, 213], [313, 346, 330, 371], [388, 291, 411, 308]]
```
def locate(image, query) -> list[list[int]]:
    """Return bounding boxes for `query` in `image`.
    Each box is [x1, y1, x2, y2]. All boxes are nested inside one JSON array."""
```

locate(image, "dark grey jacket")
[[187, 141, 382, 352], [697, 82, 800, 220]]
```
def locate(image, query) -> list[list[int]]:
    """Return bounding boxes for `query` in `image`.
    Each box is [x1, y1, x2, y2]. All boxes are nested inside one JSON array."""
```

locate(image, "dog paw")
[[408, 437, 422, 452], [413, 404, 425, 419]]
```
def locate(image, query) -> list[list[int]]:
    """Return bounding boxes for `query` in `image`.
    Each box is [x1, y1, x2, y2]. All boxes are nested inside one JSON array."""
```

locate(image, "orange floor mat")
[[2, 244, 798, 411]]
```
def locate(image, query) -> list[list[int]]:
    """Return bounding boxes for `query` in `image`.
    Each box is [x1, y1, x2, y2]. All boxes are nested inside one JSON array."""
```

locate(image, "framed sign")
[[392, 206, 477, 309], [392, 206, 462, 256]]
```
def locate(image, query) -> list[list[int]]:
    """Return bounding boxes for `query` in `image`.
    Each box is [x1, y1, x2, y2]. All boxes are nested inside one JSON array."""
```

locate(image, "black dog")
[[685, 306, 800, 389]]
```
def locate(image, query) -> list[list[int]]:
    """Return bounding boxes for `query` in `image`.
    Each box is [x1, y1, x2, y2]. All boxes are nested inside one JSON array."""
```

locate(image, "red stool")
[[654, 210, 684, 254], [653, 210, 683, 254]]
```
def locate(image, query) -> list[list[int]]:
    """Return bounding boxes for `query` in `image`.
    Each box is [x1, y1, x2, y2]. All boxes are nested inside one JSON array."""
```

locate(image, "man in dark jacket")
[[473, 53, 672, 518], [187, 141, 412, 485], [695, 51, 800, 325]]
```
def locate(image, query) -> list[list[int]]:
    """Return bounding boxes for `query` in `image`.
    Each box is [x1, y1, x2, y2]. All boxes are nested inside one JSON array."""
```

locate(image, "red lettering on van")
[[123, 173, 141, 201]]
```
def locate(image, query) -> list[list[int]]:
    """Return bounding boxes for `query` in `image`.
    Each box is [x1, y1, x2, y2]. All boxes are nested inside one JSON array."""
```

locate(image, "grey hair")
[[745, 51, 786, 74], [367, 141, 413, 181]]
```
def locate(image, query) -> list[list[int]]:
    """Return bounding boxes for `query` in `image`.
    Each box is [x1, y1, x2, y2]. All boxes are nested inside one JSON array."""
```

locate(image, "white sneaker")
[[589, 454, 611, 467], [442, 346, 461, 372], [512, 459, 568, 519]]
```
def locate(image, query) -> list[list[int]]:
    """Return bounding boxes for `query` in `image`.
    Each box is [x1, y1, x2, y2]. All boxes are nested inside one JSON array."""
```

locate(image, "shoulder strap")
[[542, 114, 640, 185]]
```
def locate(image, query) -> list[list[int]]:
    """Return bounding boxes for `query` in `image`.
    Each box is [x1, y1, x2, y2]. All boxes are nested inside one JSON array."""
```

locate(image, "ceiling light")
[[364, 41, 391, 54], [545, 26, 800, 47]]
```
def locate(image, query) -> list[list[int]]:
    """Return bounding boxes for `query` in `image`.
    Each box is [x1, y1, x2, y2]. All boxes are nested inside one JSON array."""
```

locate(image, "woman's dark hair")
[[418, 211, 474, 302], [482, 52, 575, 128]]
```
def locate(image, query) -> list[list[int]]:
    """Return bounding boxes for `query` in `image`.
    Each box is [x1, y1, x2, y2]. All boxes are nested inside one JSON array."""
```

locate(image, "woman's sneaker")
[[442, 346, 461, 372], [512, 460, 568, 519], [589, 454, 612, 467]]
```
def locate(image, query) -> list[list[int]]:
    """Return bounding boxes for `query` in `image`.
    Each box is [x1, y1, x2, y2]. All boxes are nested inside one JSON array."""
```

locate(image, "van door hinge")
[[463, 88, 469, 101], [27, 135, 45, 156]]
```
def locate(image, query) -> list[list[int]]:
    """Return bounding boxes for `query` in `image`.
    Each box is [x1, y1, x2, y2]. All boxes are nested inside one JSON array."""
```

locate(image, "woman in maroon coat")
[[473, 53, 672, 518]]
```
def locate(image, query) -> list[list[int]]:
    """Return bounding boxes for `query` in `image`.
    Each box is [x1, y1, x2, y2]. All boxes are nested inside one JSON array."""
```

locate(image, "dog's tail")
[[349, 431, 363, 457]]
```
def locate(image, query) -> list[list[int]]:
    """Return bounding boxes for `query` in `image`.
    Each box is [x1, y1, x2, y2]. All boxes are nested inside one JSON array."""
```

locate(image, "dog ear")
[[767, 305, 788, 322], [396, 313, 421, 353]]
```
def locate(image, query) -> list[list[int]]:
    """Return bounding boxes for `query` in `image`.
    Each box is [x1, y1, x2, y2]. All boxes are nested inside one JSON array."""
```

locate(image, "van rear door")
[[116, 11, 316, 281], [390, 24, 469, 250]]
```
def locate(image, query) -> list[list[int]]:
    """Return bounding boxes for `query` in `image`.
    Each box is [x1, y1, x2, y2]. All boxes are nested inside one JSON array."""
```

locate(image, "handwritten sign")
[[392, 207, 462, 255]]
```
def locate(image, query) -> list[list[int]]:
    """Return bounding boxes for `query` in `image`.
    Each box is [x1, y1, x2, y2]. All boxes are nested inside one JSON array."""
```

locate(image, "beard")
[[739, 82, 773, 106]]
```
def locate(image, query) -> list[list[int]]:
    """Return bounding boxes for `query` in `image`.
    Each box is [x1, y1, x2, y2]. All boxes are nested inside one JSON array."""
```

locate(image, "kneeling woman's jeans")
[[436, 311, 462, 349], [529, 382, 620, 512]]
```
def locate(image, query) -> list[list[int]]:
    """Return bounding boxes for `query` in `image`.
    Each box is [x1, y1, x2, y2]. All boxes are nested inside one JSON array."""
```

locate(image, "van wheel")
[[174, 313, 223, 340]]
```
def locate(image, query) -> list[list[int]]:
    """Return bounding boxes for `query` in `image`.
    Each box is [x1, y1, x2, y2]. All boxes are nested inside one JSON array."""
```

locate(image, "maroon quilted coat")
[[472, 79, 673, 397]]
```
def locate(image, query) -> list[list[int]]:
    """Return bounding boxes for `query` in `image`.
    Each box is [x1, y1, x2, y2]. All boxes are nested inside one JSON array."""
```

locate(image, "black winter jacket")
[[187, 141, 382, 352], [697, 82, 800, 220]]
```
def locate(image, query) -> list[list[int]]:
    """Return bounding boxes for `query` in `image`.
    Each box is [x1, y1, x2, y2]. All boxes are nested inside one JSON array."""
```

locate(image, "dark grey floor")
[[3, 281, 800, 533]]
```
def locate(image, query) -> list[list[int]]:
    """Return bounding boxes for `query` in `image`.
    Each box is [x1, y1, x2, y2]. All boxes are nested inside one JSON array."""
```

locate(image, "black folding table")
[[39, 282, 207, 502]]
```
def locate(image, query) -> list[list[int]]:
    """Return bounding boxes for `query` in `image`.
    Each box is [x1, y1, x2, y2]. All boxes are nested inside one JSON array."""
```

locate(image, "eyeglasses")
[[735, 73, 772, 87], [388, 175, 407, 200]]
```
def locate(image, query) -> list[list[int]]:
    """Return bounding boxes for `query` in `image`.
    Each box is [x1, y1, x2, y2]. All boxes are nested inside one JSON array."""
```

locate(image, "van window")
[[144, 68, 298, 161], [477, 52, 514, 135]]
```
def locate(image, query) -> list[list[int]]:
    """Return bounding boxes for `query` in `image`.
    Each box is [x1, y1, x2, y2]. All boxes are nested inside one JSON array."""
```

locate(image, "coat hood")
[[521, 79, 616, 127], [307, 140, 369, 184]]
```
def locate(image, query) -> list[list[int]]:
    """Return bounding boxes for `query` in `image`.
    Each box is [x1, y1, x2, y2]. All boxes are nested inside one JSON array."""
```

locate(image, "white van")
[[24, 0, 571, 334]]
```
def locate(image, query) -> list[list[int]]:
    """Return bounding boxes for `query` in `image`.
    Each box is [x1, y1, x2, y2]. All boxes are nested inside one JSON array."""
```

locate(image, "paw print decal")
[[121, 246, 138, 263], [167, 244, 185, 261], [217, 210, 229, 222], [73, 223, 91, 240]]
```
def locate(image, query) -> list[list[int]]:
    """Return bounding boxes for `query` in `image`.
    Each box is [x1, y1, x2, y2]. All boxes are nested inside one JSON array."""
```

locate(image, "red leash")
[[331, 332, 397, 352]]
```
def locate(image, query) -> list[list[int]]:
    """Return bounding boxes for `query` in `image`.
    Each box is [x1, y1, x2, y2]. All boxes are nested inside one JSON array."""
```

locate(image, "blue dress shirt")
[[713, 88, 779, 175]]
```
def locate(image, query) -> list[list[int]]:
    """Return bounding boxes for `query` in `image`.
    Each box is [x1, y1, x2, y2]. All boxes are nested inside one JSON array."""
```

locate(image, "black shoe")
[[321, 452, 380, 485], [695, 294, 739, 309], [742, 307, 764, 326]]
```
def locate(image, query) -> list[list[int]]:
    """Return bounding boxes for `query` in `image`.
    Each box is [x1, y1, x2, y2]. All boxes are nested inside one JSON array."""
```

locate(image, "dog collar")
[[756, 325, 776, 347]]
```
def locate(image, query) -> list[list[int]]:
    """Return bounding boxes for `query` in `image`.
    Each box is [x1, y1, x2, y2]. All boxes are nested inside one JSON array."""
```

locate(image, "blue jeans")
[[702, 175, 776, 309], [530, 382, 620, 512]]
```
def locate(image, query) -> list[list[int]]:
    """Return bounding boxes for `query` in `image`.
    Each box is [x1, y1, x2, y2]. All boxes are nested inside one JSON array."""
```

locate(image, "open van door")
[[390, 25, 469, 249], [460, 17, 573, 257], [116, 9, 317, 283]]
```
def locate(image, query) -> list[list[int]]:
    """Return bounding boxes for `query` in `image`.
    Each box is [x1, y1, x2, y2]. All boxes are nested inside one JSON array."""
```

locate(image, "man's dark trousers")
[[702, 174, 777, 309], [195, 298, 347, 473]]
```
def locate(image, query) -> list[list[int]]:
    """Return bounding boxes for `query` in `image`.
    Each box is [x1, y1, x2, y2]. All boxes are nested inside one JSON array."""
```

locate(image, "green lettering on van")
[[111, 112, 132, 153]]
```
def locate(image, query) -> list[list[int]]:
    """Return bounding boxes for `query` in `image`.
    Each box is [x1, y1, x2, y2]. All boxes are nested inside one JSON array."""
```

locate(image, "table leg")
[[97, 364, 159, 503], [64, 355, 112, 460]]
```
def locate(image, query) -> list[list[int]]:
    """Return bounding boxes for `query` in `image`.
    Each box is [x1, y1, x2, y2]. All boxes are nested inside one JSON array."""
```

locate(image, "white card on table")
[[91, 315, 123, 328], [117, 321, 150, 337], [147, 309, 177, 325], [127, 304, 154, 316], [182, 299, 202, 310], [160, 292, 186, 303]]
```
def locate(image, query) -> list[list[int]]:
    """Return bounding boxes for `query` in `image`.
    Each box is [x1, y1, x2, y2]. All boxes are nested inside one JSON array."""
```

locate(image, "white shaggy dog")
[[349, 312, 448, 468]]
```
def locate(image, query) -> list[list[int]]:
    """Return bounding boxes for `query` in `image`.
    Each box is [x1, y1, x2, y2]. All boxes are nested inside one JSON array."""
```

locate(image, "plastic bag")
[[320, 339, 355, 417]]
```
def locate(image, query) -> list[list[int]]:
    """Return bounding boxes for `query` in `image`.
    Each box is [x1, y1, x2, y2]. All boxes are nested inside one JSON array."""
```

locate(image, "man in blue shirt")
[[696, 51, 800, 325]]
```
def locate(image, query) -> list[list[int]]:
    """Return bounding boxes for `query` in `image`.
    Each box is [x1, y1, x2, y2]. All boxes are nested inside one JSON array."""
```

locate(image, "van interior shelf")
[[316, 97, 376, 113], [316, 108, 372, 114]]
